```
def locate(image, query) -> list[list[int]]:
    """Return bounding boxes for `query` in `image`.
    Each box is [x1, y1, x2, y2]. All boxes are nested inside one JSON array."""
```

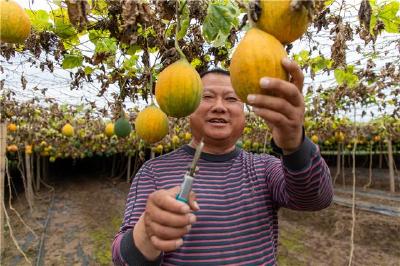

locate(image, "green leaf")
[[370, 0, 400, 34], [177, 0, 190, 40], [51, 8, 77, 39], [84, 66, 93, 75], [164, 22, 175, 38], [324, 0, 335, 7], [90, 0, 108, 15], [379, 1, 400, 33], [149, 47, 159, 53], [311, 56, 329, 73], [121, 44, 141, 56], [96, 38, 117, 54], [202, 0, 240, 46], [26, 10, 52, 31], [122, 55, 139, 71], [190, 58, 202, 68], [137, 24, 157, 38], [334, 69, 346, 85], [293, 50, 310, 67], [177, 17, 190, 40], [334, 66, 359, 88], [62, 54, 83, 69], [89, 30, 117, 54]]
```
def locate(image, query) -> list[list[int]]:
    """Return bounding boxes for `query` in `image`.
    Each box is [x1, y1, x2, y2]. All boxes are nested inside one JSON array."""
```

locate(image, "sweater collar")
[[182, 144, 240, 162]]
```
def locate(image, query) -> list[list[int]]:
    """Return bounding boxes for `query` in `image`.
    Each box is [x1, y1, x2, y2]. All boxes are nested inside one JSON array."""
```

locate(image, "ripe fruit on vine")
[[25, 145, 32, 154], [0, 0, 31, 43], [62, 123, 74, 137], [248, 0, 313, 44], [172, 135, 180, 146], [184, 132, 192, 141], [135, 105, 169, 144], [155, 144, 164, 154], [7, 123, 17, 132], [311, 135, 319, 144], [373, 135, 381, 142], [335, 131, 345, 143], [105, 123, 115, 137], [7, 144, 18, 153], [230, 28, 288, 104], [155, 59, 203, 118]]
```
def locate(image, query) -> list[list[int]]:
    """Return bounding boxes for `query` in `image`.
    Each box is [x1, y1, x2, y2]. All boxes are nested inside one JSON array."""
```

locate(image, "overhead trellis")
[[0, 0, 399, 121]]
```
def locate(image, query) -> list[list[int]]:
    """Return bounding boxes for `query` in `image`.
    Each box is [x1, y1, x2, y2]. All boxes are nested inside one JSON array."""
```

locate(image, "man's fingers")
[[252, 107, 290, 128], [247, 94, 298, 121], [149, 187, 190, 214], [188, 191, 200, 211], [148, 220, 191, 240], [282, 58, 304, 92], [150, 236, 183, 252], [259, 78, 303, 107], [145, 206, 196, 227]]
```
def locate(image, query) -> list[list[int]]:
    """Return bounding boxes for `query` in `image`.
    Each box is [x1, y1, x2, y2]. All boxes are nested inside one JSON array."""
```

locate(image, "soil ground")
[[2, 166, 400, 266]]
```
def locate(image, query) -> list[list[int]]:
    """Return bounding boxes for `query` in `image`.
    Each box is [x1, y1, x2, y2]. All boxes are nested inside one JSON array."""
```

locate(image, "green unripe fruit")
[[114, 117, 132, 138]]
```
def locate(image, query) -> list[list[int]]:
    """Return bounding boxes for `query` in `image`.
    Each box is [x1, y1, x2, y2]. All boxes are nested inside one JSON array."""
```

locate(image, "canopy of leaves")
[[0, 0, 399, 124]]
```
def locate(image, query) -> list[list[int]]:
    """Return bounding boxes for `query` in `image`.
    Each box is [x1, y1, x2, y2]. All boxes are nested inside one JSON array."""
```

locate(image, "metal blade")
[[189, 139, 204, 176]]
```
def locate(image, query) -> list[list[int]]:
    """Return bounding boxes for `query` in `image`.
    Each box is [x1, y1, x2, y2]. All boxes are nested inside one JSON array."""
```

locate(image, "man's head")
[[189, 69, 245, 153]]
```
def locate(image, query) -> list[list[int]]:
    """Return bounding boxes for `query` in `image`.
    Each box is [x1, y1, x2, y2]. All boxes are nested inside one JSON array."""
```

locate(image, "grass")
[[90, 215, 122, 266], [277, 227, 308, 266]]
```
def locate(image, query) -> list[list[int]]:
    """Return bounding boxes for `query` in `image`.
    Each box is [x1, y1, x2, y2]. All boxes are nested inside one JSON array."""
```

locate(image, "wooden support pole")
[[127, 155, 132, 183], [36, 154, 41, 191], [24, 153, 34, 211], [0, 123, 7, 259], [387, 137, 395, 193]]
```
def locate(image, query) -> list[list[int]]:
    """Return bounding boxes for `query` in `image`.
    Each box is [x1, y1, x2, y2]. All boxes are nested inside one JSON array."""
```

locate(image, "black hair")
[[199, 68, 230, 78]]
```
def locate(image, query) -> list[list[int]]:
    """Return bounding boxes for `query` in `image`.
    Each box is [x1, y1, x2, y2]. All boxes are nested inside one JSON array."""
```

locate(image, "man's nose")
[[211, 97, 227, 113]]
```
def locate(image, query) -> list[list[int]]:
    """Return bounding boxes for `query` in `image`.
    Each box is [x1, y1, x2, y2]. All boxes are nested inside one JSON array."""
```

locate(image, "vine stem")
[[5, 157, 38, 238], [175, 0, 186, 60], [348, 104, 357, 266], [2, 201, 32, 265], [149, 73, 155, 105]]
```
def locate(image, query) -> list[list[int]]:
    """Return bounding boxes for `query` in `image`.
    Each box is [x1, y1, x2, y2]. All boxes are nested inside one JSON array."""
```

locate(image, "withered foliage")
[[0, 0, 398, 120], [66, 0, 90, 31], [331, 22, 353, 68]]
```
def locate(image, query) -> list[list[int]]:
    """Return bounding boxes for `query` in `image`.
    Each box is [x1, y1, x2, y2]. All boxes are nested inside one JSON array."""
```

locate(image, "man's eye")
[[203, 95, 213, 99], [226, 97, 238, 102]]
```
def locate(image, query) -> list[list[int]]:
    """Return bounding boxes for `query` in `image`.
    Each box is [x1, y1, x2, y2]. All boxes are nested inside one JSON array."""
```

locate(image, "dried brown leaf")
[[358, 0, 371, 29], [66, 0, 89, 31]]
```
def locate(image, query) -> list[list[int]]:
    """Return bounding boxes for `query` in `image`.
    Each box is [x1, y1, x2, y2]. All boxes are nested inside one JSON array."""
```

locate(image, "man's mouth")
[[208, 118, 228, 124]]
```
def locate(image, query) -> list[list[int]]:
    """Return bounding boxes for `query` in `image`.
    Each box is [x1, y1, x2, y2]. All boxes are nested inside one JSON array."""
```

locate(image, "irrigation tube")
[[334, 187, 400, 202], [35, 191, 55, 266], [333, 196, 400, 217]]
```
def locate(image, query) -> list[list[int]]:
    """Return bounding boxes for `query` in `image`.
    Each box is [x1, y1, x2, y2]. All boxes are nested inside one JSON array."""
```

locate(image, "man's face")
[[189, 72, 245, 147]]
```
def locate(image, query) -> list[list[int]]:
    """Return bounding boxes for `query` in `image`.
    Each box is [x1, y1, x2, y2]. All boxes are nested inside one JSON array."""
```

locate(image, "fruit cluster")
[[230, 0, 314, 102]]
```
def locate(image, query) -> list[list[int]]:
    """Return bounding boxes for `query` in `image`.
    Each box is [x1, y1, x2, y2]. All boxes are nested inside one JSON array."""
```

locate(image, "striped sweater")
[[112, 137, 333, 265]]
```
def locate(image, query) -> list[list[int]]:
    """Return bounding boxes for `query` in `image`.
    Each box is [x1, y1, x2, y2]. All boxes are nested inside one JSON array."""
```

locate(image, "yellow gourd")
[[230, 28, 288, 104], [155, 59, 203, 118], [249, 0, 312, 44], [0, 0, 31, 43], [135, 105, 169, 144]]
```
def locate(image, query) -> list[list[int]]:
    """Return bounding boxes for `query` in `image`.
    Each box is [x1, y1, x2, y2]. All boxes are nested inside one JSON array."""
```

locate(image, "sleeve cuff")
[[271, 129, 316, 171], [120, 229, 162, 266]]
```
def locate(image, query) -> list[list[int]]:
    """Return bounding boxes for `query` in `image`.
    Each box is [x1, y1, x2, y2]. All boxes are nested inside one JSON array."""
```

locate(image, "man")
[[112, 58, 333, 265]]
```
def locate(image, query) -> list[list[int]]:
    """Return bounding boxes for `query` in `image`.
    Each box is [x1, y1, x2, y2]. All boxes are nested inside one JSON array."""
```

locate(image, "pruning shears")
[[176, 140, 204, 204]]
